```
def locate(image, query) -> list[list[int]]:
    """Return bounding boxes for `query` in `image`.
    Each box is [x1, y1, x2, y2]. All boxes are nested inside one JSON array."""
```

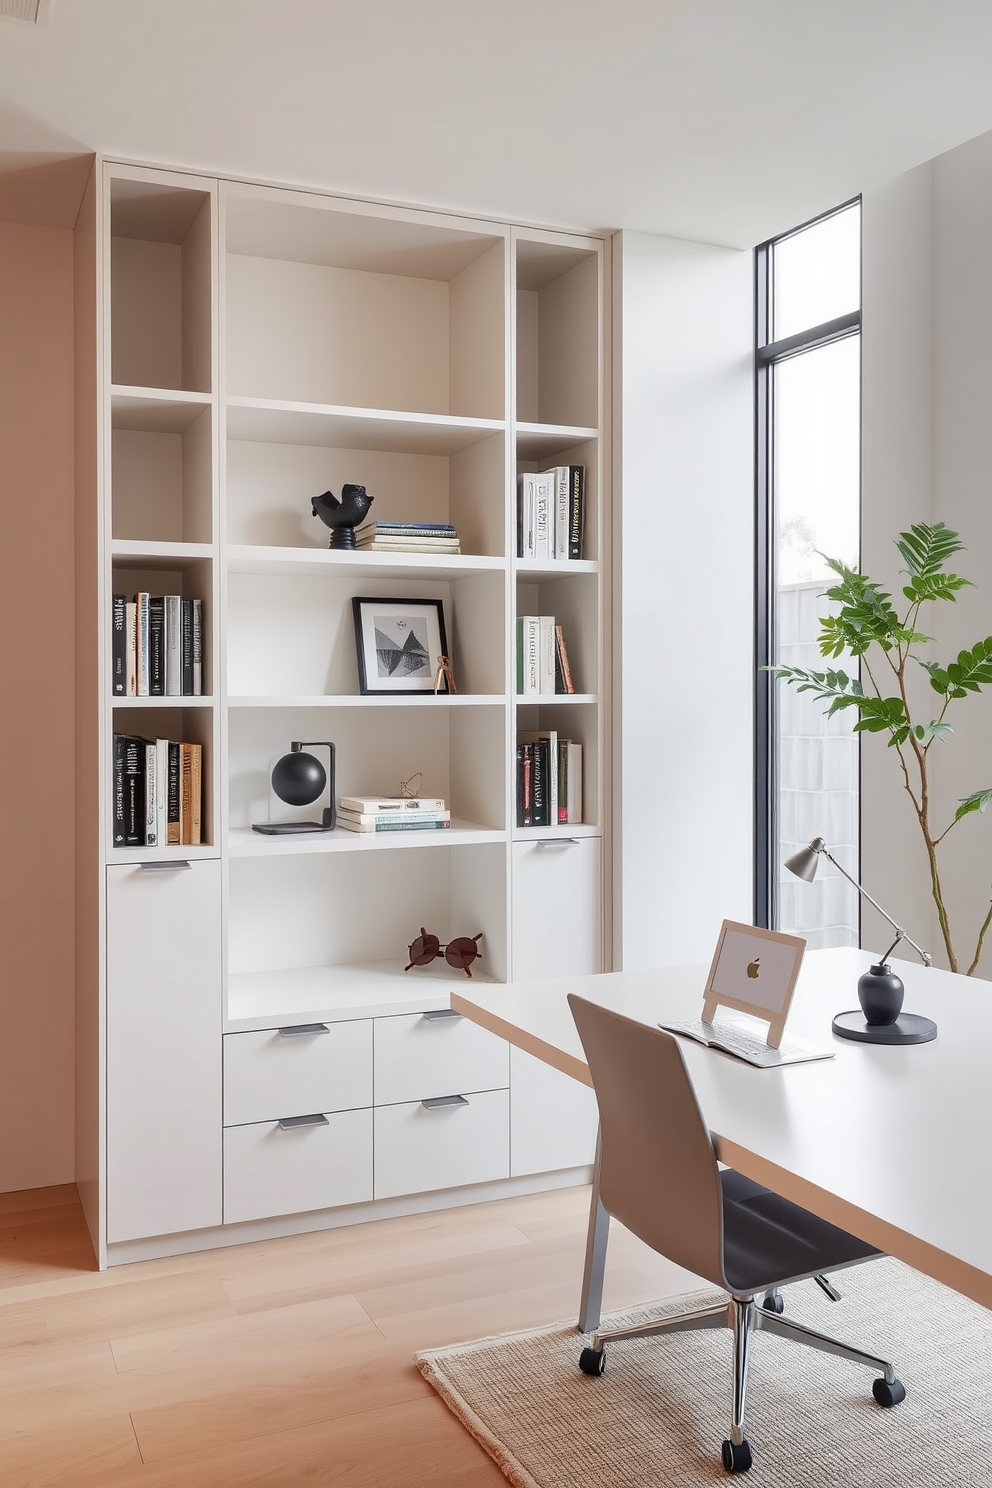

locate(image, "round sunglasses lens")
[[445, 937, 480, 969], [409, 934, 440, 965]]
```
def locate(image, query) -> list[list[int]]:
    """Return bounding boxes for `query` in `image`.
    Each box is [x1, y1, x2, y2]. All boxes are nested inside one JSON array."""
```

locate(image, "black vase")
[[857, 962, 905, 1026]]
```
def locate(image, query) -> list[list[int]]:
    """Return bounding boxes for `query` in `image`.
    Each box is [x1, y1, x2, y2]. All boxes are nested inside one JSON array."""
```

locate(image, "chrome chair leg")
[[756, 1306, 897, 1384], [729, 1297, 753, 1447], [592, 1299, 729, 1351]]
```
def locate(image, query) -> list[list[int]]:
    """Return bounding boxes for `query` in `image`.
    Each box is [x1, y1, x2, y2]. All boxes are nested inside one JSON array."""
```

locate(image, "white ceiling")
[[2, 0, 992, 245]]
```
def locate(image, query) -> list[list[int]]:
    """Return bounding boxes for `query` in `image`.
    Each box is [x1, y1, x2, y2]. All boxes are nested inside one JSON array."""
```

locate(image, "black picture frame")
[[352, 596, 450, 695]]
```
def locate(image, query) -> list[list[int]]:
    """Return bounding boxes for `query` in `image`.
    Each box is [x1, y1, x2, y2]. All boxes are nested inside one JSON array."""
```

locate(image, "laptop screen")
[[707, 923, 805, 1020]]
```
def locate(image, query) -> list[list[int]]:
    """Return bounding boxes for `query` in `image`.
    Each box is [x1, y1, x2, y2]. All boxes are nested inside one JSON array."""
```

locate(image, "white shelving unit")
[[76, 160, 609, 1266]]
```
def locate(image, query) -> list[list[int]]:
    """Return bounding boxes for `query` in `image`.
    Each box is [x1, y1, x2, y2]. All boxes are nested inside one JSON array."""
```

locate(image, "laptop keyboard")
[[658, 1017, 831, 1067]]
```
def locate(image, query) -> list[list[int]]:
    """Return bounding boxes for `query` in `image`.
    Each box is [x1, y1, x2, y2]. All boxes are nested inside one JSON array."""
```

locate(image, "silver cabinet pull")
[[277, 1112, 329, 1130], [536, 838, 580, 850], [421, 1009, 462, 1022], [139, 859, 192, 871], [278, 1023, 330, 1037], [421, 1094, 469, 1109]]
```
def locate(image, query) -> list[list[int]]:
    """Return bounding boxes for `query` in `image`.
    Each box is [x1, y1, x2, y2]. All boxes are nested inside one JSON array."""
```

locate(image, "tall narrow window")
[[755, 202, 862, 945]]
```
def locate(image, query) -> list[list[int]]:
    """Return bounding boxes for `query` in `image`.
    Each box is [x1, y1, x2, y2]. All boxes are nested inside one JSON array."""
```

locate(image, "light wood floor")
[[0, 1182, 702, 1487]]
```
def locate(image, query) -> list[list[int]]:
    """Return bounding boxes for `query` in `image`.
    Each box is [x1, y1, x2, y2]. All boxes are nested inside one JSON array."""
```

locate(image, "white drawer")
[[223, 1107, 373, 1224], [224, 1020, 372, 1127], [374, 1009, 509, 1106], [510, 1046, 599, 1176], [374, 1088, 509, 1199]]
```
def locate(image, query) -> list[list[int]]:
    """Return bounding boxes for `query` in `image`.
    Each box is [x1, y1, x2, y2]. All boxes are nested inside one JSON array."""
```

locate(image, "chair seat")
[[721, 1169, 879, 1295]]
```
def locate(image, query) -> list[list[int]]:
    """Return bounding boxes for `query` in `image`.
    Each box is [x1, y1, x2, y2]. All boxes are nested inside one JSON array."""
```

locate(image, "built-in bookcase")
[[84, 160, 608, 1265]]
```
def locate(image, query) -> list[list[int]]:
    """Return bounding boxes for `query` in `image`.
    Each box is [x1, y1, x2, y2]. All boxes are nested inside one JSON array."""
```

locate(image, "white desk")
[[453, 947, 992, 1327]]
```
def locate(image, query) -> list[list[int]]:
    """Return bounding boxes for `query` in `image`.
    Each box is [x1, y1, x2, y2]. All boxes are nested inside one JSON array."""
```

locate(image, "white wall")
[[862, 135, 992, 978], [613, 231, 753, 969]]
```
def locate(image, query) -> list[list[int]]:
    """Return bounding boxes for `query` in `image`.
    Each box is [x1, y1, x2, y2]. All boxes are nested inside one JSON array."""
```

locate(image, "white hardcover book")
[[567, 741, 583, 823], [539, 615, 557, 694], [144, 741, 158, 846], [164, 595, 181, 696], [338, 795, 447, 813], [553, 466, 569, 560], [522, 615, 541, 695], [520, 472, 537, 558], [337, 808, 450, 826], [533, 472, 554, 559], [136, 592, 150, 697], [125, 601, 137, 696], [155, 738, 169, 846]]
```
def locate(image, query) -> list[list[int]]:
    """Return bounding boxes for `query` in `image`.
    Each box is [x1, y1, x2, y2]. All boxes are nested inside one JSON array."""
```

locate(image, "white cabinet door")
[[224, 1108, 373, 1224], [106, 860, 222, 1243], [510, 1046, 598, 1177], [511, 837, 602, 981], [374, 1089, 509, 1199], [374, 1010, 509, 1106], [224, 1020, 372, 1127]]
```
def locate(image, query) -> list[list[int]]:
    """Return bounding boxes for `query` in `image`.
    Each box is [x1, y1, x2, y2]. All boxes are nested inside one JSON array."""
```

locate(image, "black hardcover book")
[[112, 734, 126, 846], [148, 597, 165, 696], [111, 594, 127, 695], [516, 473, 524, 559], [167, 740, 181, 845], [554, 639, 567, 693], [515, 742, 526, 828], [123, 736, 145, 847], [531, 738, 550, 827], [568, 466, 585, 560], [180, 599, 194, 695]]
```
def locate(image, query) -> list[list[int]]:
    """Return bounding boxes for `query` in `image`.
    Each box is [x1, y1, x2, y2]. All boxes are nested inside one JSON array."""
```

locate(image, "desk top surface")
[[453, 947, 992, 1310]]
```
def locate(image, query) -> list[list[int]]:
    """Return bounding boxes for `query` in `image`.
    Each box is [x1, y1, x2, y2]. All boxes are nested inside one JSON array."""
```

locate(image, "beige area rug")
[[417, 1257, 992, 1486]]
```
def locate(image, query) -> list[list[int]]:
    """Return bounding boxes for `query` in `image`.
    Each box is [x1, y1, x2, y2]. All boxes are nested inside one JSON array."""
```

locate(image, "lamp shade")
[[784, 837, 826, 882]]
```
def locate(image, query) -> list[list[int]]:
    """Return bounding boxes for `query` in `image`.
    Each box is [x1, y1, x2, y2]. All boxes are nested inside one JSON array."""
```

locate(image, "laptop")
[[659, 920, 834, 1068]]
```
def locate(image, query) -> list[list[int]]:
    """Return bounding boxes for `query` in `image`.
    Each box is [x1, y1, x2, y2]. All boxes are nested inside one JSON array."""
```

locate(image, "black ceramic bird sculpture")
[[311, 485, 374, 549]]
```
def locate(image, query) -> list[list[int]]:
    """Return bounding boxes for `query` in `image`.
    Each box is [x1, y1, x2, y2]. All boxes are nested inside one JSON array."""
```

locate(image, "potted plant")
[[769, 522, 992, 975]]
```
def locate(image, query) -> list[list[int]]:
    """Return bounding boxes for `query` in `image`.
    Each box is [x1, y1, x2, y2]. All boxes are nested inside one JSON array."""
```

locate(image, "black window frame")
[[754, 198, 862, 930]]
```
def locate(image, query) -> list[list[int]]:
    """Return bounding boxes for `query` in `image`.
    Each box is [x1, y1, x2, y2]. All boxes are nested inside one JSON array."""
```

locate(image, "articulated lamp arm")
[[786, 838, 932, 968]]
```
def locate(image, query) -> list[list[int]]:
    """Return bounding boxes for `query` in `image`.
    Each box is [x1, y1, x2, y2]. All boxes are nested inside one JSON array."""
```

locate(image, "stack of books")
[[516, 730, 582, 828], [336, 793, 451, 833], [112, 592, 203, 697], [354, 521, 461, 555], [112, 734, 203, 847], [516, 615, 576, 695], [517, 466, 585, 560]]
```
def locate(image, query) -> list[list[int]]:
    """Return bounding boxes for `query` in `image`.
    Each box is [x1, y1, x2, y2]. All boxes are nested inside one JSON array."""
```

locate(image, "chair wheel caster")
[[721, 1438, 753, 1473], [759, 1289, 784, 1314], [578, 1346, 605, 1376], [872, 1376, 906, 1408]]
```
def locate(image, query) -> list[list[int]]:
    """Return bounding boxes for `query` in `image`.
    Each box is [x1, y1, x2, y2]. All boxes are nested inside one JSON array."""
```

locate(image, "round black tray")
[[832, 1011, 937, 1045]]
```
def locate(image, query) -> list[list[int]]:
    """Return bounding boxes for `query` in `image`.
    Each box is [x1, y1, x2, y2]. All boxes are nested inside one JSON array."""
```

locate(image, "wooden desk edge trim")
[[717, 1138, 992, 1313], [450, 994, 593, 1088]]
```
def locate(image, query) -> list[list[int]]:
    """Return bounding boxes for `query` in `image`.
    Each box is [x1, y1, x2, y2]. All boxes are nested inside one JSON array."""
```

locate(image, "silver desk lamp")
[[784, 837, 937, 1045]]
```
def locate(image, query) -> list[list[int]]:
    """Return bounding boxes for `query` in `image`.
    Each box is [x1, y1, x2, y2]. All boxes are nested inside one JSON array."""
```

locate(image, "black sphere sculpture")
[[312, 485, 374, 550], [251, 741, 336, 835]]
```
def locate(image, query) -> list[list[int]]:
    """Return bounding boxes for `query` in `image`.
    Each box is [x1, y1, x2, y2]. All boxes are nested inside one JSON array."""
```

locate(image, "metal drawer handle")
[[139, 860, 193, 871], [278, 1023, 330, 1037], [421, 1009, 462, 1022], [277, 1112, 329, 1130], [536, 838, 580, 849], [421, 1094, 469, 1110]]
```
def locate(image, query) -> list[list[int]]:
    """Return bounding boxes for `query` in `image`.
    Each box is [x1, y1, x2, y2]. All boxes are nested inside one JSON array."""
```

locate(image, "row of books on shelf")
[[354, 521, 461, 555], [112, 734, 203, 847], [336, 794, 450, 833], [516, 616, 576, 695], [516, 730, 582, 827], [517, 466, 585, 560], [112, 593, 204, 697]]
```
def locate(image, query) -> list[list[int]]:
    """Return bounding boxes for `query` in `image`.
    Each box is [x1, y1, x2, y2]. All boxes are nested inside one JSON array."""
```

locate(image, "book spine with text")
[[539, 615, 556, 694], [123, 736, 144, 846], [180, 599, 194, 695], [167, 740, 181, 844], [181, 743, 192, 845], [192, 599, 203, 695], [530, 738, 549, 827], [337, 795, 447, 813], [533, 471, 553, 559], [112, 594, 127, 695], [337, 809, 450, 826], [554, 466, 569, 559], [125, 601, 137, 695], [112, 734, 126, 846], [136, 592, 150, 696], [190, 743, 202, 845], [568, 466, 585, 560], [557, 738, 569, 825], [148, 597, 165, 696], [519, 615, 540, 695], [336, 817, 451, 833], [164, 595, 181, 696], [144, 741, 158, 845]]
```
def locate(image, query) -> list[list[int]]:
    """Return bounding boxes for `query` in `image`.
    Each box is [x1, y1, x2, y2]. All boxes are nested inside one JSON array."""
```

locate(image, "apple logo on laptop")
[[746, 957, 760, 979]]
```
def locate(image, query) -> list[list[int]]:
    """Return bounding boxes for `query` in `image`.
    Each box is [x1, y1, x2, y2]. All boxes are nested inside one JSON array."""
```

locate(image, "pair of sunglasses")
[[405, 928, 483, 978]]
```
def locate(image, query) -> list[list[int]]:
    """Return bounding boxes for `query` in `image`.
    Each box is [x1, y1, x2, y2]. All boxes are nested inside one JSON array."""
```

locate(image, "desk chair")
[[568, 994, 906, 1475]]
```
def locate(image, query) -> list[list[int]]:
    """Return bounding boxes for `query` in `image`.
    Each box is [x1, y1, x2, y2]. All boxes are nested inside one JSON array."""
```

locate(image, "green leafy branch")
[[767, 522, 992, 975]]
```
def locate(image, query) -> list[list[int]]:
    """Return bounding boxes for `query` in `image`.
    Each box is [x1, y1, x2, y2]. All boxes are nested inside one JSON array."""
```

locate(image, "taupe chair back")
[[568, 992, 727, 1289]]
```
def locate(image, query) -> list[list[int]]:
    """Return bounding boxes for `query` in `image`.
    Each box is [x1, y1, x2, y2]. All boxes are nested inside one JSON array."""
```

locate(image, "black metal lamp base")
[[831, 1011, 937, 1045]]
